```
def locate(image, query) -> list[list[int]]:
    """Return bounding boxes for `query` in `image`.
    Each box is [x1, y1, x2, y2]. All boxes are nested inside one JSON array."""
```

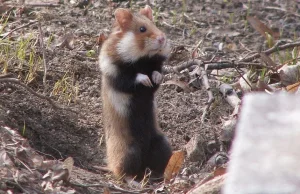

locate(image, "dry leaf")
[[286, 81, 300, 93], [213, 166, 226, 177], [63, 157, 74, 177], [164, 150, 185, 181], [247, 16, 279, 39], [163, 80, 191, 92]]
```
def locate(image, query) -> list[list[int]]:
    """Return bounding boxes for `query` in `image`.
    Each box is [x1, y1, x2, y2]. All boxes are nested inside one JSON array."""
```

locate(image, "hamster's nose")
[[157, 35, 165, 44]]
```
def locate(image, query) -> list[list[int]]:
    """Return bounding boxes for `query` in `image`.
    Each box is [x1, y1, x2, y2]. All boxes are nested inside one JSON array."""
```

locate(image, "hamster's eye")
[[139, 26, 147, 33]]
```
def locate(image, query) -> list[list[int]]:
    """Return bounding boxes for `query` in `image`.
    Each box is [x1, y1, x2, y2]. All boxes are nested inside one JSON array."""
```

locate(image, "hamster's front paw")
[[135, 73, 153, 87], [152, 71, 163, 85]]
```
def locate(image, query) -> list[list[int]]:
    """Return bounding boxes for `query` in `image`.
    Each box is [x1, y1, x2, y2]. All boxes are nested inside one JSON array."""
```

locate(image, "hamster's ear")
[[114, 8, 133, 30], [139, 5, 153, 21]]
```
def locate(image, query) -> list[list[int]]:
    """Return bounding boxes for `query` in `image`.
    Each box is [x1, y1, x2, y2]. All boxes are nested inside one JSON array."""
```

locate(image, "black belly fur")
[[107, 55, 171, 176], [108, 55, 165, 146]]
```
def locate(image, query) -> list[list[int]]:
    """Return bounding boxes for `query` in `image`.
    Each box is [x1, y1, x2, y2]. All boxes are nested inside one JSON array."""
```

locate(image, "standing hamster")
[[99, 5, 172, 180]]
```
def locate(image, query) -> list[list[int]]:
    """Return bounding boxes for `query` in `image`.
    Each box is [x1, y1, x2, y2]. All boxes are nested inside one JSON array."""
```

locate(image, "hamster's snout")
[[157, 35, 165, 45]]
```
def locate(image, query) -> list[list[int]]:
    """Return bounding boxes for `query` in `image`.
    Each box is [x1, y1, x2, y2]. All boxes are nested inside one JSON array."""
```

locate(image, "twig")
[[163, 60, 199, 74], [70, 182, 151, 194], [201, 67, 214, 104], [164, 40, 300, 74], [161, 21, 182, 31], [219, 84, 241, 146], [240, 40, 300, 62], [1, 20, 38, 39], [37, 19, 48, 94], [233, 65, 253, 90], [25, 3, 60, 7], [206, 62, 274, 71], [200, 67, 215, 122], [239, 41, 253, 52], [16, 158, 34, 174], [0, 78, 77, 114], [163, 59, 273, 74], [192, 39, 203, 58]]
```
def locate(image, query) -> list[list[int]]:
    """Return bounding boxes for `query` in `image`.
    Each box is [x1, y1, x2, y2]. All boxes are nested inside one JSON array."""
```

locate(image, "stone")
[[187, 175, 225, 194], [223, 93, 300, 194], [185, 135, 206, 163]]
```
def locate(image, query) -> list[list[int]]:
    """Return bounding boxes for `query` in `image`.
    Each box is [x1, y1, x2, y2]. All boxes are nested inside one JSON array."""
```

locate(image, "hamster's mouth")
[[150, 41, 167, 52]]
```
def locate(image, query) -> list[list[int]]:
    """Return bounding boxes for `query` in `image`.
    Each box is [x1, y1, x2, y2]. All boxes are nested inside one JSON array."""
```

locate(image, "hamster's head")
[[113, 5, 170, 63]]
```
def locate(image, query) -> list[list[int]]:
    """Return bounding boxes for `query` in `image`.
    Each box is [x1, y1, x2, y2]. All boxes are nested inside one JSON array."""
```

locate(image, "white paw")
[[152, 71, 163, 85], [135, 73, 153, 87]]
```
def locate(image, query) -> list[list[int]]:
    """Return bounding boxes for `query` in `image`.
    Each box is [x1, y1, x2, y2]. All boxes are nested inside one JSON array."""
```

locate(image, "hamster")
[[99, 5, 172, 180]]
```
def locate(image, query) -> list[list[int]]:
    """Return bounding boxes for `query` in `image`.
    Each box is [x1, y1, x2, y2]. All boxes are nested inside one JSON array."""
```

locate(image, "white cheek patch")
[[107, 88, 131, 117], [117, 32, 146, 62], [99, 53, 118, 77]]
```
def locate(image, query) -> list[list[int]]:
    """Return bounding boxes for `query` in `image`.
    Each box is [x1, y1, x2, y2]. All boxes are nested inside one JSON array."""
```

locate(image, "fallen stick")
[[1, 20, 38, 39], [219, 84, 241, 147], [0, 78, 78, 114], [240, 40, 300, 62], [200, 66, 215, 122], [163, 40, 300, 74], [163, 59, 274, 74], [25, 3, 60, 7]]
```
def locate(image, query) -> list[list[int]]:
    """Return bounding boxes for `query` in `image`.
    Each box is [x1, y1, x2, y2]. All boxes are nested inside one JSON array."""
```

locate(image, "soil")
[[0, 0, 299, 193]]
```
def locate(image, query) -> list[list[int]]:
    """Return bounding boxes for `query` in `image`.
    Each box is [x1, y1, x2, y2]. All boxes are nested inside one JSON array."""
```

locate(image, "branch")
[[163, 59, 274, 74], [200, 67, 215, 122], [163, 40, 300, 74], [25, 3, 60, 7], [205, 61, 274, 71], [0, 78, 77, 114], [240, 41, 300, 62], [163, 60, 199, 74], [1, 20, 38, 39], [219, 84, 241, 147]]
